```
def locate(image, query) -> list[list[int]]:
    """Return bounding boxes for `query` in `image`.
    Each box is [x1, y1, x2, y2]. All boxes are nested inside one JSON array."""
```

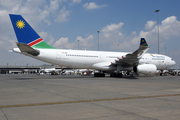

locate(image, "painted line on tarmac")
[[1, 93, 180, 108]]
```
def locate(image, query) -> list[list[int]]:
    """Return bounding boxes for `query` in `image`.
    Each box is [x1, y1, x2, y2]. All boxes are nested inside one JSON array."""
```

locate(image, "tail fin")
[[9, 14, 55, 49], [140, 38, 148, 47]]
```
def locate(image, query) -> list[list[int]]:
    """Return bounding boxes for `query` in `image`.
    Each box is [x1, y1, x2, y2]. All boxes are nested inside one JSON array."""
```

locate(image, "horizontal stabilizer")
[[17, 42, 40, 56]]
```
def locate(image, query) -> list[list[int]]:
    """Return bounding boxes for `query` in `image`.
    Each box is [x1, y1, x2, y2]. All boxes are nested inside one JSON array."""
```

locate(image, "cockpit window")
[[171, 58, 174, 61]]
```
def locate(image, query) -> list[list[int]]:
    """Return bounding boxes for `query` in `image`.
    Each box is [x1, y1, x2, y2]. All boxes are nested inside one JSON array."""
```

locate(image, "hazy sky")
[[0, 0, 180, 68]]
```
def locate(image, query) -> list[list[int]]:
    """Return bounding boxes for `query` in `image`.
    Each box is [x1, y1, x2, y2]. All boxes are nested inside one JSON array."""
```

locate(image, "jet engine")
[[133, 64, 157, 75]]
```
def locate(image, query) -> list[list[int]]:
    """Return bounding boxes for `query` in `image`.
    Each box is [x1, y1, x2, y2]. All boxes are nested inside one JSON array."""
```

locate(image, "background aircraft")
[[39, 65, 62, 75], [75, 69, 94, 76], [9, 14, 176, 77]]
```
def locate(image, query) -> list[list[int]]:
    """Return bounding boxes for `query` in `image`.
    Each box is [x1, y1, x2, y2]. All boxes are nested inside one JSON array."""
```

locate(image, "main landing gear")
[[94, 72, 105, 77], [160, 70, 168, 76], [110, 73, 123, 77]]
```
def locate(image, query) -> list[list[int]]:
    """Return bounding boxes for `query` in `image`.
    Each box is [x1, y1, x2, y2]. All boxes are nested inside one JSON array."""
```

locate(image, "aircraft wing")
[[114, 38, 149, 66]]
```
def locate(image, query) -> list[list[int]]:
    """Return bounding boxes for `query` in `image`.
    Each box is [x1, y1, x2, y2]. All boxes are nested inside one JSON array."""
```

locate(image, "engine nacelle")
[[133, 64, 157, 75]]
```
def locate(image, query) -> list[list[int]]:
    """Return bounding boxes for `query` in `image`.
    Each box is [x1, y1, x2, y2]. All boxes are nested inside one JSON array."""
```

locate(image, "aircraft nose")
[[173, 61, 176, 66], [171, 60, 176, 67]]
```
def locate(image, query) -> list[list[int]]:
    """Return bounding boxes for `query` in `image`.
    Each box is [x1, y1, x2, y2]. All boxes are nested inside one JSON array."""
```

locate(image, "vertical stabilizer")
[[140, 38, 148, 46], [9, 14, 55, 49]]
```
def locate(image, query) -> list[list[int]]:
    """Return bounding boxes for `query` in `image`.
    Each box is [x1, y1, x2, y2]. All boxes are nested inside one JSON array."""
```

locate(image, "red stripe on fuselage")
[[28, 38, 43, 46]]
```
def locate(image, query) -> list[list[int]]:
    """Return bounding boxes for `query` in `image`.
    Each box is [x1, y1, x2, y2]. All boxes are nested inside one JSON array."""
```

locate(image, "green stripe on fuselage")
[[32, 41, 55, 49]]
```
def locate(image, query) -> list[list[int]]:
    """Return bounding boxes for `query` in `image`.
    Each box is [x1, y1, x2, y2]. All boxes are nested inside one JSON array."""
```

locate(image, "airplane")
[[63, 69, 75, 75], [75, 69, 94, 75], [39, 65, 62, 74], [9, 14, 176, 77]]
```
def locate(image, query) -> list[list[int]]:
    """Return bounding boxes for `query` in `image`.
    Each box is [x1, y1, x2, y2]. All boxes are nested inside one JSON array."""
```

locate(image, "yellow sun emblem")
[[16, 20, 25, 29]]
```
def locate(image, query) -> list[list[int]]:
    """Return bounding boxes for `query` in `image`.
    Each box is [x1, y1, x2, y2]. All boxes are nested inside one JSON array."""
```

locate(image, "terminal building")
[[0, 65, 54, 74]]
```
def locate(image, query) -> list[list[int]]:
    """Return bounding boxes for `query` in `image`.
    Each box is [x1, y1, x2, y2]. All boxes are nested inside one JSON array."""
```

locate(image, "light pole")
[[118, 44, 119, 52], [97, 31, 100, 51], [78, 40, 79, 50], [155, 9, 160, 54]]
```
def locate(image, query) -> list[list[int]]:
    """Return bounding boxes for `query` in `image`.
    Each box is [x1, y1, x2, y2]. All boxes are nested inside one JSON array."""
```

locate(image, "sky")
[[0, 0, 180, 68]]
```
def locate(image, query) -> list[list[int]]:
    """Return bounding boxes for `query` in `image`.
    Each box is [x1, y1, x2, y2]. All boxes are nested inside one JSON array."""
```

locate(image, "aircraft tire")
[[101, 73, 105, 77], [110, 73, 115, 77], [94, 73, 105, 77], [94, 73, 98, 77], [117, 73, 123, 77]]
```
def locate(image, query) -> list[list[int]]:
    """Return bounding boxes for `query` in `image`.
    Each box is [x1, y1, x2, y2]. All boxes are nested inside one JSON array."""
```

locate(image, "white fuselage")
[[13, 48, 176, 71]]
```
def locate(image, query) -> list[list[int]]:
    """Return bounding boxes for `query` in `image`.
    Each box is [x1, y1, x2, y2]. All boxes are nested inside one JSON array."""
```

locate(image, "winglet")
[[140, 38, 148, 46]]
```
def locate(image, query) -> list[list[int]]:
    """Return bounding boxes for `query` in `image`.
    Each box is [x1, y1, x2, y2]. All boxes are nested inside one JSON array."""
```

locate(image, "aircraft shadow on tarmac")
[[11, 77, 36, 80], [9, 74, 155, 81]]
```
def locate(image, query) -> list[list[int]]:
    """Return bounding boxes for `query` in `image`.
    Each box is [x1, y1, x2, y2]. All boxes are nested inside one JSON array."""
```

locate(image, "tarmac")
[[0, 74, 180, 120]]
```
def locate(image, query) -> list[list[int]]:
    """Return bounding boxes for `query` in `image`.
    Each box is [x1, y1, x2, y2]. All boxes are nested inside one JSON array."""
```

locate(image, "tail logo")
[[9, 14, 55, 49], [140, 38, 148, 46], [16, 20, 25, 29]]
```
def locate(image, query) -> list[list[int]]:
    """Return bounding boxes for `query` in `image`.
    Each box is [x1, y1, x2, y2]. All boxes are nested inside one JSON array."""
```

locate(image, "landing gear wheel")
[[110, 73, 123, 77], [94, 73, 105, 77]]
